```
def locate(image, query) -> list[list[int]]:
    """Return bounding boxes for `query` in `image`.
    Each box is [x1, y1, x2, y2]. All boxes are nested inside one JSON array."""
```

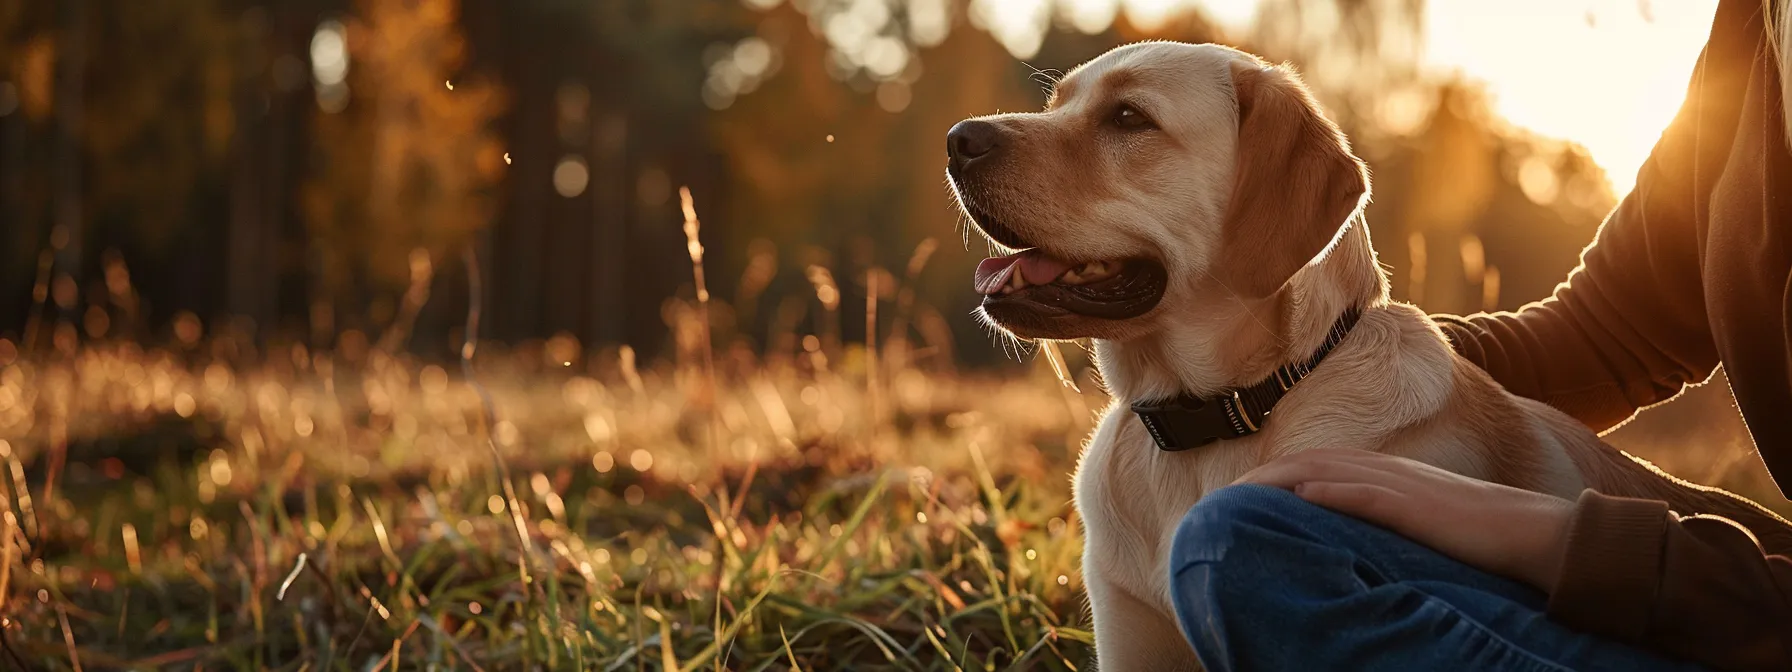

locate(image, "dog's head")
[[948, 42, 1369, 342]]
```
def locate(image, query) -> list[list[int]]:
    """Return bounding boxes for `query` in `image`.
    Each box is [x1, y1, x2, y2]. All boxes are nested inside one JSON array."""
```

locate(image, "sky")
[[1417, 0, 1717, 195], [999, 0, 1721, 196]]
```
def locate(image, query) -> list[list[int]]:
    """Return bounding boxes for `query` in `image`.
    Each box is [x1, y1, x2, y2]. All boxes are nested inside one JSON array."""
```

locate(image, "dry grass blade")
[[417, 614, 488, 672], [867, 268, 881, 425], [375, 248, 435, 354], [657, 610, 678, 671], [679, 186, 721, 454], [459, 243, 538, 582], [13, 250, 1131, 670], [1039, 341, 1080, 393], [120, 523, 141, 574], [0, 514, 15, 615], [277, 553, 308, 600], [779, 625, 804, 672], [56, 601, 83, 672]]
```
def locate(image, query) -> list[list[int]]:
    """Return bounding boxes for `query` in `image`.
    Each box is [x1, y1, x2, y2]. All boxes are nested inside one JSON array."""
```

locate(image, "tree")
[[301, 0, 505, 335]]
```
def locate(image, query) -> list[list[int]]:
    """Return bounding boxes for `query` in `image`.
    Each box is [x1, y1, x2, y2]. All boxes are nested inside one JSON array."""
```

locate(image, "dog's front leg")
[[1085, 576, 1203, 671]]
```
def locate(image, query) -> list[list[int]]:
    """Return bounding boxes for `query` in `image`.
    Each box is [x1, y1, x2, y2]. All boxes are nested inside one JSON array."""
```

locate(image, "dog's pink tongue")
[[973, 250, 1076, 295]]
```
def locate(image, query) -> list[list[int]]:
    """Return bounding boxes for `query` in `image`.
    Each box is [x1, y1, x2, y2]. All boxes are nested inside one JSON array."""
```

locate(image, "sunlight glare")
[[1012, 0, 1716, 197], [310, 21, 348, 86], [910, 0, 954, 47], [1063, 0, 1120, 34], [971, 0, 1053, 58], [1423, 0, 1716, 195], [1120, 0, 1192, 30]]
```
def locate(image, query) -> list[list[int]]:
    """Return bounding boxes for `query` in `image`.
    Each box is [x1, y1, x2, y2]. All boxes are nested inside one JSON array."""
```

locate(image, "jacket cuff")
[[1545, 489, 1673, 641]]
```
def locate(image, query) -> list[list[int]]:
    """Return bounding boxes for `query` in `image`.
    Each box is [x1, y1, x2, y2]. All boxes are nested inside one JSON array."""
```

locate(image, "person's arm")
[[1437, 5, 1792, 664], [1549, 491, 1792, 670], [1433, 6, 1755, 431], [1433, 156, 1721, 432]]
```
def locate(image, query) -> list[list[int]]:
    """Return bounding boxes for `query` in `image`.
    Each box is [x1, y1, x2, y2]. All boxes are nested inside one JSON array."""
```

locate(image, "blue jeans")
[[1168, 485, 1703, 672]]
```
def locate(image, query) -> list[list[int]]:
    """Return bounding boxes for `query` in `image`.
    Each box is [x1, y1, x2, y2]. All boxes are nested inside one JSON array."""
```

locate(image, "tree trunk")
[[589, 109, 627, 346], [51, 0, 86, 324], [228, 10, 273, 332]]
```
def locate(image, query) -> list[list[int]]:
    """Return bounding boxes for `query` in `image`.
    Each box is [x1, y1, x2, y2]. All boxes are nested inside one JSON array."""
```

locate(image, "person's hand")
[[1235, 448, 1578, 593]]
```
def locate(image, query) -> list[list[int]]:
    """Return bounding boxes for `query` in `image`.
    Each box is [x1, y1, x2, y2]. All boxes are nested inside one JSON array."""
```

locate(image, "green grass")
[[4, 273, 1783, 671], [0, 333, 1102, 670]]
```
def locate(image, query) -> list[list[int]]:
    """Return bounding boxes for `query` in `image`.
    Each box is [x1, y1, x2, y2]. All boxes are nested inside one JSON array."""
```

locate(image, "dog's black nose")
[[947, 120, 1002, 172]]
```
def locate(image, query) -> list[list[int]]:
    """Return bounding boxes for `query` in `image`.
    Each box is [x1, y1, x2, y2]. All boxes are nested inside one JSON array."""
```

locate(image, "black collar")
[[1131, 307, 1363, 452]]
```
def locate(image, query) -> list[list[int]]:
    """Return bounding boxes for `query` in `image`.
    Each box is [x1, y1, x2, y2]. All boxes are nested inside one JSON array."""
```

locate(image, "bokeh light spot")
[[553, 157, 590, 198]]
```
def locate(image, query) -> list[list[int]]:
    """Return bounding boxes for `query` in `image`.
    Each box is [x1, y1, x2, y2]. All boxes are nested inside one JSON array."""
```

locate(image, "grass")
[[5, 315, 1787, 671], [0, 314, 1106, 670], [2, 195, 1783, 669]]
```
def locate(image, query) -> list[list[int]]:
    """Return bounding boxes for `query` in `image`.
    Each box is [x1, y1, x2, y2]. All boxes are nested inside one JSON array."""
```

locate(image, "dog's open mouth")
[[954, 188, 1166, 330], [973, 248, 1167, 322]]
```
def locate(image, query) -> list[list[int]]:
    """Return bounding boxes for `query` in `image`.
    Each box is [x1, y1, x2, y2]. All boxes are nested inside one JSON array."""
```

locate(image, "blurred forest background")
[[0, 0, 1753, 466], [0, 0, 1650, 357]]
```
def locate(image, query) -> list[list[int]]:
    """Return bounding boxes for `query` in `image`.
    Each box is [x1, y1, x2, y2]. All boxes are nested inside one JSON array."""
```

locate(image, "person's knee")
[[1169, 485, 1311, 669], [1170, 484, 1310, 569]]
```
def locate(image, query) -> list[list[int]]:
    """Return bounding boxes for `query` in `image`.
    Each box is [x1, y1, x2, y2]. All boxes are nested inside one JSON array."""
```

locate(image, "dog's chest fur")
[[1074, 409, 1265, 615], [1071, 306, 1587, 620]]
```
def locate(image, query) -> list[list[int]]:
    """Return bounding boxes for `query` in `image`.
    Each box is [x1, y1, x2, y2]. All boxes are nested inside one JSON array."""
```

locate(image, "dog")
[[945, 41, 1792, 669]]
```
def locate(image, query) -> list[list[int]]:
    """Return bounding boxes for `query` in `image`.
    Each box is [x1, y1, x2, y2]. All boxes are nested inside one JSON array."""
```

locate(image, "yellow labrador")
[[945, 42, 1789, 669]]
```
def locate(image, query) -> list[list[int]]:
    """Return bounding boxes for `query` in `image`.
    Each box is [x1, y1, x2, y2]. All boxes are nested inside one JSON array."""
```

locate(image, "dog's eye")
[[1112, 104, 1153, 130]]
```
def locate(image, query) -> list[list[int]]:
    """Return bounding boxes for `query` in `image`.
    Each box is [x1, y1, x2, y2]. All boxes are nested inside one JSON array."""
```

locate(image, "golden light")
[[584, 413, 613, 443], [1064, 0, 1120, 34], [1040, 0, 1718, 196], [877, 81, 913, 112], [970, 0, 1052, 58], [311, 19, 351, 113], [310, 21, 348, 85], [121, 524, 142, 573], [553, 156, 590, 198], [1423, 0, 1717, 195]]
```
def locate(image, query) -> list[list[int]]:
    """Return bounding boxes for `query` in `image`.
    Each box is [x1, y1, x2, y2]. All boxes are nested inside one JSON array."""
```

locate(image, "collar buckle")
[[1129, 394, 1245, 452]]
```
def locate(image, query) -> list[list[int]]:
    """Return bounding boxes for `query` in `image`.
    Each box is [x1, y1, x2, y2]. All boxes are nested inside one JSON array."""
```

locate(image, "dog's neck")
[[1094, 220, 1388, 404]]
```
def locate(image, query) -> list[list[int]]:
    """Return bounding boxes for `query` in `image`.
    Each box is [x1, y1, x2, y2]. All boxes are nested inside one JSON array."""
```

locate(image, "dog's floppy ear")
[[1213, 61, 1369, 298]]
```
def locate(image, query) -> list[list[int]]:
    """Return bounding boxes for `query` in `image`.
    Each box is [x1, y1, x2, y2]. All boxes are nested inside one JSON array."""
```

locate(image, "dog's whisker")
[[1024, 63, 1065, 102]]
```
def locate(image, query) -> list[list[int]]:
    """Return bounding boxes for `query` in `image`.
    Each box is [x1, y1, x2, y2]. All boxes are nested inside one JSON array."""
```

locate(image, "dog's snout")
[[947, 120, 1002, 172]]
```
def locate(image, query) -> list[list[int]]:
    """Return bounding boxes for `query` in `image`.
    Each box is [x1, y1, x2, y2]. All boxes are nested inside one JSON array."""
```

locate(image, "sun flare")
[[1035, 0, 1720, 196]]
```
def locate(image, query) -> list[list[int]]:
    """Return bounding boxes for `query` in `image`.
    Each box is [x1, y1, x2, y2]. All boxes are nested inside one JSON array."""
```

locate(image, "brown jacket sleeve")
[[1430, 3, 1792, 669], [1549, 491, 1792, 670], [1431, 3, 1750, 432], [1431, 126, 1722, 432]]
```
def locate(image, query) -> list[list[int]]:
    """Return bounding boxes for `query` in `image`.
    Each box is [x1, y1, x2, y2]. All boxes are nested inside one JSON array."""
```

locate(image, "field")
[[0, 305, 1111, 670], [1, 248, 1785, 671], [10, 0, 1787, 669]]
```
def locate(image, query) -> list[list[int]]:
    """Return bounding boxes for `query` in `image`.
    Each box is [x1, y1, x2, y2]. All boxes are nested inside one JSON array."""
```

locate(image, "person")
[[1168, 0, 1792, 670]]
